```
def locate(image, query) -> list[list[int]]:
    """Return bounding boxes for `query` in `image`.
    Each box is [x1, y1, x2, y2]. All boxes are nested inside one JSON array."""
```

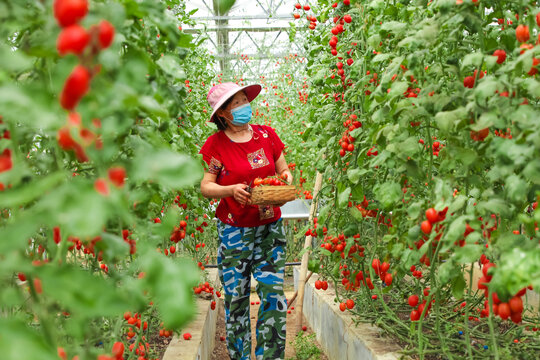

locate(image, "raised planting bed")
[[293, 266, 403, 360], [163, 268, 221, 360]]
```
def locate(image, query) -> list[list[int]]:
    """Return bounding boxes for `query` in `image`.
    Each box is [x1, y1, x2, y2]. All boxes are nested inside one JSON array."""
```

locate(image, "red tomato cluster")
[[173, 193, 189, 209], [193, 283, 220, 311], [372, 259, 393, 286], [339, 113, 362, 157], [493, 128, 512, 139], [366, 146, 378, 157], [193, 281, 214, 296], [54, 0, 114, 163], [470, 127, 489, 142], [339, 298, 355, 312], [169, 220, 187, 243], [292, 3, 317, 30], [352, 196, 378, 218], [252, 175, 289, 187], [122, 311, 148, 340], [122, 229, 137, 255], [314, 279, 329, 291], [321, 233, 364, 262], [420, 207, 448, 235], [305, 217, 322, 237], [0, 117, 12, 177], [492, 49, 507, 64], [410, 265, 423, 279], [408, 288, 433, 321], [92, 166, 126, 196], [477, 257, 532, 324], [463, 69, 486, 89], [328, 14, 355, 86], [158, 323, 173, 338]]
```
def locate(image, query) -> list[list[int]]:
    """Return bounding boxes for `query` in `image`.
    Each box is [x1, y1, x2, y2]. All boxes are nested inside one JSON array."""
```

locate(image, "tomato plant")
[[0, 1, 222, 359], [285, 0, 540, 358]]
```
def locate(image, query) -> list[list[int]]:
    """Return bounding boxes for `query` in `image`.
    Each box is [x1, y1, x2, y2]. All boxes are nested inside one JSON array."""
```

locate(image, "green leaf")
[[349, 206, 364, 221], [489, 247, 540, 301], [33, 180, 109, 238], [407, 202, 422, 219], [308, 259, 320, 273], [96, 233, 131, 262], [478, 198, 511, 218], [388, 82, 409, 98], [449, 195, 467, 213], [451, 274, 466, 300], [435, 107, 466, 133], [214, 0, 237, 15], [347, 168, 362, 184], [154, 206, 182, 237], [453, 147, 477, 166], [133, 149, 203, 190], [381, 21, 407, 35], [523, 78, 540, 98], [337, 187, 351, 208], [0, 213, 41, 253], [484, 54, 498, 70], [474, 77, 499, 101], [438, 259, 455, 284], [453, 244, 483, 264], [461, 53, 483, 69], [505, 174, 527, 203], [0, 45, 32, 72], [523, 159, 540, 185], [139, 252, 199, 329], [396, 136, 420, 158], [0, 173, 64, 208], [470, 111, 495, 131], [318, 204, 332, 223], [157, 55, 186, 80], [444, 215, 467, 243], [374, 181, 401, 211], [40, 264, 145, 317], [0, 318, 58, 360], [138, 96, 169, 117]]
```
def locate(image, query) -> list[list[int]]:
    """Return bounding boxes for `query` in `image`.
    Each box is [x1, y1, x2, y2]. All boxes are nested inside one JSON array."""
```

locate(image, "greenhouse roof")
[[184, 0, 311, 81]]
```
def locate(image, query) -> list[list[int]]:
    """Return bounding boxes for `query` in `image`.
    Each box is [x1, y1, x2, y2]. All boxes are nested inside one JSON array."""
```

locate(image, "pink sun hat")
[[207, 82, 262, 123]]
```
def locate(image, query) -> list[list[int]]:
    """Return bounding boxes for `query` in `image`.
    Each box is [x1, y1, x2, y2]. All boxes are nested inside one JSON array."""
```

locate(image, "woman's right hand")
[[231, 183, 251, 206]]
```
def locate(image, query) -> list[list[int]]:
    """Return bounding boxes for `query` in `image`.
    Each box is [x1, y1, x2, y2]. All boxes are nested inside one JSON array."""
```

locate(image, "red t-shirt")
[[199, 124, 285, 227]]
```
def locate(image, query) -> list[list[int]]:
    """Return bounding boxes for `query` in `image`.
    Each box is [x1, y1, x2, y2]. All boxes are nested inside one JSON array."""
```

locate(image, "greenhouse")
[[1, 0, 539, 360]]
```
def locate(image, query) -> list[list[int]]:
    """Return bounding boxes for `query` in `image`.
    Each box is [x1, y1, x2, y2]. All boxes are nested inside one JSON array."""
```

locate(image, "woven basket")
[[249, 185, 296, 205]]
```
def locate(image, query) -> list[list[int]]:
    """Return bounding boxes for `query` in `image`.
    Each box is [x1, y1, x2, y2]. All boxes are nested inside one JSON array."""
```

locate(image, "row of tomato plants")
[[0, 1, 233, 359], [0, 0, 325, 358], [280, 0, 540, 359]]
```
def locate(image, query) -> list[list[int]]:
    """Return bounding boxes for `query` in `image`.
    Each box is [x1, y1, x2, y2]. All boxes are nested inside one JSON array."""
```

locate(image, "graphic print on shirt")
[[247, 148, 270, 169], [258, 205, 275, 220], [208, 156, 223, 175], [226, 212, 235, 225]]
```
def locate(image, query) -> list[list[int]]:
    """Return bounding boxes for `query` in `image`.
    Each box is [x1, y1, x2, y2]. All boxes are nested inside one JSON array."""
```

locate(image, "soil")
[[146, 328, 171, 359], [211, 278, 328, 360]]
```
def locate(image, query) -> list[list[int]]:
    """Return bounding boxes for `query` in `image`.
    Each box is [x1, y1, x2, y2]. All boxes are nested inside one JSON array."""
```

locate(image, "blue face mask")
[[230, 103, 252, 125]]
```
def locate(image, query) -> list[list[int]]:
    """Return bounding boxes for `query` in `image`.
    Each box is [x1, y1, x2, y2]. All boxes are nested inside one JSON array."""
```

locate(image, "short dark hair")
[[213, 96, 234, 131]]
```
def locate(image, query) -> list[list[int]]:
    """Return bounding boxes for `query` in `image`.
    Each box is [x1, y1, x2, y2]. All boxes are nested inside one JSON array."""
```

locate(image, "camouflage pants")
[[217, 219, 287, 360]]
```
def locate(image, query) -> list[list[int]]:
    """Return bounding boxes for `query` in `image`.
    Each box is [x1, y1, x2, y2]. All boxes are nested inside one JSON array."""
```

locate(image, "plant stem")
[[487, 289, 500, 360], [463, 263, 474, 359]]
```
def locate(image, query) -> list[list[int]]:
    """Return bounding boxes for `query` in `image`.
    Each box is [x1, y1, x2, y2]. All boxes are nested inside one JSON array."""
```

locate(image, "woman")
[[199, 82, 293, 360]]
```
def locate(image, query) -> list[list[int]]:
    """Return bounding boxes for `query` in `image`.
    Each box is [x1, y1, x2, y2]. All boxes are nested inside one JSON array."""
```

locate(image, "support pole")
[[295, 171, 323, 332], [287, 271, 312, 309]]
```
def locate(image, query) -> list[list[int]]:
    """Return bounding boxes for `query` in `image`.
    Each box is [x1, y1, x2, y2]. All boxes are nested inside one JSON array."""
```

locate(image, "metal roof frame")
[[185, 0, 311, 78]]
